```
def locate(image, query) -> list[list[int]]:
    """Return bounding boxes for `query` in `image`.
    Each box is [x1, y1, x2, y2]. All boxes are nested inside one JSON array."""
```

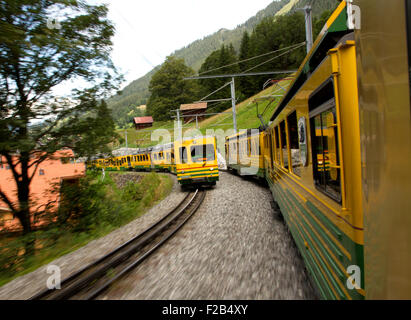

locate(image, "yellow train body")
[[174, 136, 219, 186], [87, 136, 218, 187], [226, 0, 411, 299]]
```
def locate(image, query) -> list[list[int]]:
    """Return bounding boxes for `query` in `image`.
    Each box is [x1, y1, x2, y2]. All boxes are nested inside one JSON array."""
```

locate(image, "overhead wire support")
[[184, 70, 296, 81], [198, 81, 232, 102], [195, 98, 233, 104]]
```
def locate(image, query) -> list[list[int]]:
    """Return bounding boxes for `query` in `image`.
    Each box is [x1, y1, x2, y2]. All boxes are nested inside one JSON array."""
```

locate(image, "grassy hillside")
[[115, 77, 293, 150]]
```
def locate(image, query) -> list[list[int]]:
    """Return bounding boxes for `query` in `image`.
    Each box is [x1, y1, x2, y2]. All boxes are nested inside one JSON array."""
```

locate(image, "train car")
[[353, 0, 411, 299], [238, 0, 411, 299], [225, 129, 266, 178], [161, 143, 176, 173], [174, 136, 219, 187], [262, 1, 364, 300], [130, 150, 151, 171]]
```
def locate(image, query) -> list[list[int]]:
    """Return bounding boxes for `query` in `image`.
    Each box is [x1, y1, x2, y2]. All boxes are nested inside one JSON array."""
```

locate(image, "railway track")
[[30, 189, 206, 300]]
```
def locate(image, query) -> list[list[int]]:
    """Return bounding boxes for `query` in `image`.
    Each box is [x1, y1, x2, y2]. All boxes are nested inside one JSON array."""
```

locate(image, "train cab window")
[[279, 121, 289, 169], [310, 98, 341, 202], [190, 144, 215, 162], [287, 111, 301, 176]]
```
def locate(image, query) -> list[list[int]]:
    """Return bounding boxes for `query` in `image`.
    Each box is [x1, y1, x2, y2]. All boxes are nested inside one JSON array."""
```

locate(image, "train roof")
[[270, 1, 352, 122], [225, 128, 261, 140]]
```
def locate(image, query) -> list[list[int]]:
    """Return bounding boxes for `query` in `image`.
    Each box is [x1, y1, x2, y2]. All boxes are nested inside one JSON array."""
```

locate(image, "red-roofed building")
[[133, 116, 154, 130], [180, 102, 207, 123], [0, 149, 86, 233]]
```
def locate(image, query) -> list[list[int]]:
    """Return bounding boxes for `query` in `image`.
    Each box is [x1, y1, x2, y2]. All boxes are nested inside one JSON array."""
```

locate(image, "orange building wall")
[[0, 150, 86, 232]]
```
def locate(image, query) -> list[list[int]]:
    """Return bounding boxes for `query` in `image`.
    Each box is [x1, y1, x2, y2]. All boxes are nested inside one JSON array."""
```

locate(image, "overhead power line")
[[242, 42, 306, 73], [197, 41, 306, 76]]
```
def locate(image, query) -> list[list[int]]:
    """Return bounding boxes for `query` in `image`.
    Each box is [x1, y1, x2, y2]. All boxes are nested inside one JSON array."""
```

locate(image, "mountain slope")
[[109, 0, 339, 128]]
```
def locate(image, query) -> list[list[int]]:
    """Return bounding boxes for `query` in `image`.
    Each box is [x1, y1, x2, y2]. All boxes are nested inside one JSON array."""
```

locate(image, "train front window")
[[310, 100, 341, 203], [190, 144, 215, 163]]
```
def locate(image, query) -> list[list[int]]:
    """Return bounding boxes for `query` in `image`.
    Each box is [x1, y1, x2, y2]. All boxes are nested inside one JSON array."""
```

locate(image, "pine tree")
[[146, 56, 199, 121]]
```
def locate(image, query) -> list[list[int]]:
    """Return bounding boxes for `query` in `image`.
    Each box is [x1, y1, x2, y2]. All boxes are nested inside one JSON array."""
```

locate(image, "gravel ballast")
[[0, 172, 185, 300], [99, 172, 317, 300]]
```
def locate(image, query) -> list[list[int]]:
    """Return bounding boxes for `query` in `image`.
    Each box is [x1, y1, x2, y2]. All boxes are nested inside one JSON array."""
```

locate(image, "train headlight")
[[210, 168, 214, 171], [181, 170, 185, 174]]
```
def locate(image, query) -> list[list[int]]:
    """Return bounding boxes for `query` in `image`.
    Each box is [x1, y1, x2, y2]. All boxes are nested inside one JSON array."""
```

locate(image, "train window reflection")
[[280, 121, 289, 169], [275, 126, 280, 164], [190, 144, 215, 163], [287, 111, 301, 176], [310, 101, 342, 202]]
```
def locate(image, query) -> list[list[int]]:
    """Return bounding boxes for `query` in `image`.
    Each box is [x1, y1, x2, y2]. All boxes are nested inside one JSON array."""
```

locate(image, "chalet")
[[180, 102, 207, 123], [0, 149, 85, 233], [133, 116, 154, 130]]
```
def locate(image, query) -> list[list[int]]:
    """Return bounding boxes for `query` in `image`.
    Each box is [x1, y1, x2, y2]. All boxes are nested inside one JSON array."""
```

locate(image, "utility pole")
[[176, 109, 181, 130], [302, 5, 313, 54], [230, 77, 237, 133], [183, 70, 297, 134]]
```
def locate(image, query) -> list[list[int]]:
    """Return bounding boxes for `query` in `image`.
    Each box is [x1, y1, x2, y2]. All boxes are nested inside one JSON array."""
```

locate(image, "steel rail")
[[30, 189, 205, 300]]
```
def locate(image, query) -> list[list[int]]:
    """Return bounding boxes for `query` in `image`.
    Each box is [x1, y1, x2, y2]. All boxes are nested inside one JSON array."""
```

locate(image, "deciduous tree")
[[0, 0, 122, 237]]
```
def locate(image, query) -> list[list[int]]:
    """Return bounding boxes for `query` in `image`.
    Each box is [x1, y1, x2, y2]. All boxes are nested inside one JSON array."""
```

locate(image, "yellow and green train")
[[226, 0, 411, 299], [88, 136, 219, 187]]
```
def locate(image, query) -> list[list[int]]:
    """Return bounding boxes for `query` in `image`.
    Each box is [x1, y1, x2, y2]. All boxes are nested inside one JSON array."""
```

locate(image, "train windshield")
[[190, 144, 215, 163]]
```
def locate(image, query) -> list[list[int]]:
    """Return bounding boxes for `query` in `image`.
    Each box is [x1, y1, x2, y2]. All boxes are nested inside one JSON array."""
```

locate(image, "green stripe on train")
[[267, 175, 364, 300]]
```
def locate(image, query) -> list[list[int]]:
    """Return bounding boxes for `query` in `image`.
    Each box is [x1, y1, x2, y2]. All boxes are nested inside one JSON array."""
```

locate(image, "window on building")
[[279, 121, 289, 169], [39, 169, 45, 176], [287, 111, 301, 176], [309, 82, 342, 203]]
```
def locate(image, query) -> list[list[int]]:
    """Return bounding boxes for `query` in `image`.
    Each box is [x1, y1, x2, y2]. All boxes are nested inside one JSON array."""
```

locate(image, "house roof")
[[133, 116, 153, 124], [180, 102, 207, 111]]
